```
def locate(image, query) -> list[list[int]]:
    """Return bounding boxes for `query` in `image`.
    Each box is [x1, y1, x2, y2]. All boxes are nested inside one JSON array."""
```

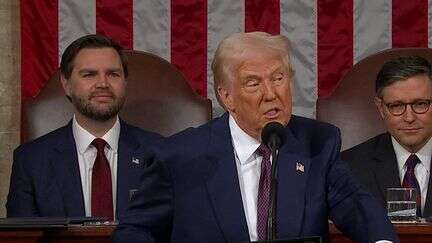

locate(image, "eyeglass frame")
[[380, 98, 432, 116]]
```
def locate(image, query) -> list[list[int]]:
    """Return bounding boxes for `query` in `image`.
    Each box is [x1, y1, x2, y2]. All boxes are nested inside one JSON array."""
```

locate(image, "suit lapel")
[[204, 115, 250, 242], [116, 121, 140, 218], [276, 127, 308, 238], [371, 134, 401, 203], [50, 122, 85, 216]]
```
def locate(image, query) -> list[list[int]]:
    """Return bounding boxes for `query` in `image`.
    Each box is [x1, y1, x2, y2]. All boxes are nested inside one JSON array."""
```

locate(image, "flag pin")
[[296, 162, 305, 173], [132, 157, 140, 164]]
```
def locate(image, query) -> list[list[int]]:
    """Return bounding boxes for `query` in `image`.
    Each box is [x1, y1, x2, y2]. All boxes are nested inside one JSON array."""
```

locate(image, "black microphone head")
[[261, 122, 286, 150]]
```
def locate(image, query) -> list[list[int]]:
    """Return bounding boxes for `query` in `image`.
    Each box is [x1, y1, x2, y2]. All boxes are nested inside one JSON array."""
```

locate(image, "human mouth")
[[90, 92, 114, 102], [399, 127, 422, 133], [264, 108, 280, 119]]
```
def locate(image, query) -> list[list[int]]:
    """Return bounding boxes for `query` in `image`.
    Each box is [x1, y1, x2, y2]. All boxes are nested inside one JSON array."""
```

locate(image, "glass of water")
[[387, 188, 417, 222]]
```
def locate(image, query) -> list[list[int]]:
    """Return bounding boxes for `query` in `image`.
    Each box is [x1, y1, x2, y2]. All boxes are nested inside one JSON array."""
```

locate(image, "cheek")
[[419, 115, 432, 129], [111, 80, 126, 93], [384, 116, 401, 131]]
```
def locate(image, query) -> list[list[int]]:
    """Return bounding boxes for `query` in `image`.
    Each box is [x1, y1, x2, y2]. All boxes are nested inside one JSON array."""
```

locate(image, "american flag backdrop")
[[21, 0, 432, 118]]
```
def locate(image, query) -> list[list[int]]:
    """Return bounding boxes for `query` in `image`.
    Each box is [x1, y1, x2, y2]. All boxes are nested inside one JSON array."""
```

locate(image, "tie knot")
[[256, 144, 271, 158], [92, 138, 107, 152], [406, 154, 420, 170]]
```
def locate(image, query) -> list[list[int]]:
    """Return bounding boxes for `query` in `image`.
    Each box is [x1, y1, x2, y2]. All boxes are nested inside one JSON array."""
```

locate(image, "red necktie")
[[402, 154, 422, 217], [91, 138, 113, 220], [256, 144, 272, 240]]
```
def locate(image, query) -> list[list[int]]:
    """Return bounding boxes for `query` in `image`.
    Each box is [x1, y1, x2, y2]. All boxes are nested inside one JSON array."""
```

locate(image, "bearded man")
[[6, 34, 161, 220]]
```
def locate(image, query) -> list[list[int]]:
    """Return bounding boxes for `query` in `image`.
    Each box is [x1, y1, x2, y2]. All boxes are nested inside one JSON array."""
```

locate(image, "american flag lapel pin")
[[296, 162, 305, 173], [132, 157, 140, 164]]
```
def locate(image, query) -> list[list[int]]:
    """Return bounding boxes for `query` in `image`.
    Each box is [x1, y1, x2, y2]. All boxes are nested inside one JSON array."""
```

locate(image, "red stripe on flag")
[[171, 0, 207, 97], [317, 0, 353, 98], [245, 0, 280, 34], [392, 0, 428, 47], [21, 0, 58, 99], [96, 0, 133, 49]]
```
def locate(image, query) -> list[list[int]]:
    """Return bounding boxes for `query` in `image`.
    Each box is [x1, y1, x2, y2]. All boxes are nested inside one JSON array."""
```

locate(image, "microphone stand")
[[266, 147, 280, 241]]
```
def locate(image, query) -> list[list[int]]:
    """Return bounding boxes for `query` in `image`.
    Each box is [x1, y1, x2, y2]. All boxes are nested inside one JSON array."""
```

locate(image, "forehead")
[[73, 47, 122, 70], [381, 75, 432, 101], [236, 50, 286, 76]]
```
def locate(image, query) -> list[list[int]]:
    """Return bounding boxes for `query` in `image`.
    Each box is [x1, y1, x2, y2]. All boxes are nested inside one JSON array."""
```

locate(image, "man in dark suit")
[[342, 56, 432, 218], [112, 32, 397, 242], [6, 34, 161, 220]]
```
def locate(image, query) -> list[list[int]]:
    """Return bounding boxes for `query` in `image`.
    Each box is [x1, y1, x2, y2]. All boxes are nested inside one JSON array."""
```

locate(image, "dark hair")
[[60, 34, 128, 79], [376, 55, 432, 96]]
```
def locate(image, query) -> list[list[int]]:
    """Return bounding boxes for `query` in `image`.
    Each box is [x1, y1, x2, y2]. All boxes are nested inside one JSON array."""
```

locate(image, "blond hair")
[[211, 32, 294, 105]]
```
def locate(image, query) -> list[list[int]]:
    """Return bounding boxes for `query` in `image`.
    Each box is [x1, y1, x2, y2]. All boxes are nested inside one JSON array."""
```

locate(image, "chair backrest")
[[21, 50, 212, 142], [317, 48, 432, 151]]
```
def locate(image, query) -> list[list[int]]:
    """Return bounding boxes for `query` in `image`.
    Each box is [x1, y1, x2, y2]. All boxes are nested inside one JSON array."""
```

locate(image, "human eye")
[[108, 71, 121, 78], [272, 73, 285, 84], [81, 72, 95, 78], [413, 99, 431, 110], [244, 77, 259, 87], [414, 99, 430, 106], [387, 102, 404, 109], [243, 78, 260, 92], [387, 102, 405, 113]]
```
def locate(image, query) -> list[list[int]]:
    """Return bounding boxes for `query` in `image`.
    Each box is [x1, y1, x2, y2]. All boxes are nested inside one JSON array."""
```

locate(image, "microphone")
[[261, 122, 286, 151], [260, 122, 286, 241]]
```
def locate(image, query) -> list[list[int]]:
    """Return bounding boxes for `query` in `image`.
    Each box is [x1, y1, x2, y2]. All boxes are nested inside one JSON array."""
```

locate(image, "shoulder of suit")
[[13, 124, 73, 163], [161, 115, 221, 141], [341, 133, 388, 159], [120, 121, 163, 140], [289, 115, 339, 136], [17, 124, 71, 151]]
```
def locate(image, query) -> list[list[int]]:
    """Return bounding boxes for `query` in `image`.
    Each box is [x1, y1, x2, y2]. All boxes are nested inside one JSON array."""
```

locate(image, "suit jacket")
[[6, 120, 162, 218], [112, 114, 397, 243], [341, 132, 432, 217]]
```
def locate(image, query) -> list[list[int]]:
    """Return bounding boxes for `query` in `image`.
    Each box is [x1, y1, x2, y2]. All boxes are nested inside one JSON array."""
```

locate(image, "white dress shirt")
[[72, 116, 120, 218], [229, 115, 263, 241], [229, 115, 392, 242], [392, 136, 432, 214]]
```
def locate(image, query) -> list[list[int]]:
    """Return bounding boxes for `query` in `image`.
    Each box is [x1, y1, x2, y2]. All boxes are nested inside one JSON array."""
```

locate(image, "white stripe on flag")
[[133, 0, 170, 61], [354, 0, 391, 63], [59, 0, 95, 64], [207, 0, 244, 117], [281, 0, 317, 119]]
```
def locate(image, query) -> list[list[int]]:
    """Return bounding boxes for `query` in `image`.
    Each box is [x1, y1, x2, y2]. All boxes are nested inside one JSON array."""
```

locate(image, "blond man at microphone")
[[113, 32, 397, 243]]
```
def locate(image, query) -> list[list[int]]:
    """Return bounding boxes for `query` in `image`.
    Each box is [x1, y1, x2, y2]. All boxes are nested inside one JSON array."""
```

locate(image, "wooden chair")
[[317, 48, 432, 151], [21, 50, 212, 142]]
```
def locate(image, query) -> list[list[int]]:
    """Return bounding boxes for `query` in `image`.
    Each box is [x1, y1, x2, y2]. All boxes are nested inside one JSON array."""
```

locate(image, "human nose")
[[95, 74, 109, 88], [403, 104, 416, 122], [262, 80, 276, 100]]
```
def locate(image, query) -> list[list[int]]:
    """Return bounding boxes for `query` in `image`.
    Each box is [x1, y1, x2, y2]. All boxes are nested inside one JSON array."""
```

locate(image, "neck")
[[230, 114, 261, 141], [74, 112, 117, 137]]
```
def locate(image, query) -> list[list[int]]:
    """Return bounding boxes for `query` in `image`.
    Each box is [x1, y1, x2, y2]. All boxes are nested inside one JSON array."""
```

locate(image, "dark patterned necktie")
[[91, 138, 113, 220], [402, 154, 422, 217], [256, 144, 272, 240]]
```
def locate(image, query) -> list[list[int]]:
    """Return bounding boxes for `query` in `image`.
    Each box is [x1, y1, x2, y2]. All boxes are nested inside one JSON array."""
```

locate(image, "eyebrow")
[[78, 69, 97, 75], [106, 68, 123, 73], [78, 68, 123, 74], [242, 74, 261, 80], [385, 98, 431, 103]]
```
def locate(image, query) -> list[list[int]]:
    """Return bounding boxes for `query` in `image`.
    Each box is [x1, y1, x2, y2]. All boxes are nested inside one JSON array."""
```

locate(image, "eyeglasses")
[[383, 99, 432, 116]]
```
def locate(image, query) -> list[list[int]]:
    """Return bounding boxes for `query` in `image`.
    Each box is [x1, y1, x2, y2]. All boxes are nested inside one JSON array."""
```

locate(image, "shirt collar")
[[392, 136, 432, 173], [72, 115, 121, 153], [229, 115, 260, 165]]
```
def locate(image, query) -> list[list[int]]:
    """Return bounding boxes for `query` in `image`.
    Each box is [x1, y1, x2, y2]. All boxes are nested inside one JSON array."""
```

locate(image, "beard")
[[70, 91, 125, 121]]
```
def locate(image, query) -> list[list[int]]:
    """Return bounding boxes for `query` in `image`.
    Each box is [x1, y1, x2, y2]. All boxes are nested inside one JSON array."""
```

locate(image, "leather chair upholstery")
[[21, 50, 212, 142], [317, 48, 432, 151]]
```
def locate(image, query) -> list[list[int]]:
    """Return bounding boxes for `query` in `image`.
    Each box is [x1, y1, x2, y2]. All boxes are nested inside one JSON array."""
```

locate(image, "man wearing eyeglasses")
[[342, 55, 432, 218]]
